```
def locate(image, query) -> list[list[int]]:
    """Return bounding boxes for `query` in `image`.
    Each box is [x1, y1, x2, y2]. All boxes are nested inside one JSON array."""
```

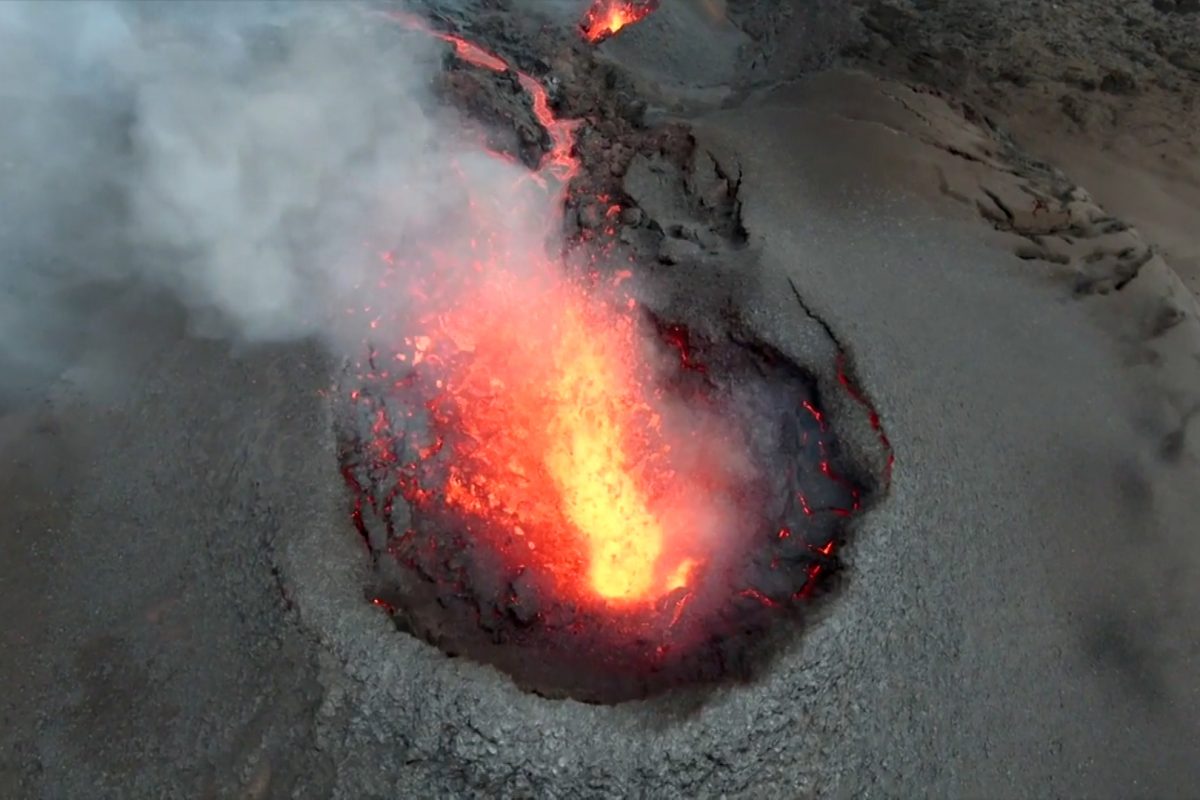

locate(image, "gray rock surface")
[[1, 293, 334, 798], [692, 73, 1200, 796]]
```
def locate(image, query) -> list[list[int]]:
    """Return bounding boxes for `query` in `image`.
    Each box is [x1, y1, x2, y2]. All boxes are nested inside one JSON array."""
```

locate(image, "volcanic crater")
[[334, 3, 892, 703]]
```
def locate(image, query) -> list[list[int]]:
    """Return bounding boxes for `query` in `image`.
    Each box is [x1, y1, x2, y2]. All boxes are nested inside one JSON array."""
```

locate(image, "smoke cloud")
[[0, 0, 537, 395]]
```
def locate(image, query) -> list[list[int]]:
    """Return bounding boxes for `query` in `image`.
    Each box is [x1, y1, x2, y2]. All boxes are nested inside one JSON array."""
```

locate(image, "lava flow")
[[368, 12, 737, 609], [580, 0, 659, 43]]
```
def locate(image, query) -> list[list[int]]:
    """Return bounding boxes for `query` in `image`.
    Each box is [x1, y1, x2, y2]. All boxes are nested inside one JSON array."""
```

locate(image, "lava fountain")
[[580, 0, 659, 43], [363, 13, 723, 610], [338, 11, 888, 702]]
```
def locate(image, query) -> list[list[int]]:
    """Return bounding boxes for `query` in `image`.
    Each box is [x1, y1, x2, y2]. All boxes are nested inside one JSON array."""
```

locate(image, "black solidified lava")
[[337, 314, 877, 704]]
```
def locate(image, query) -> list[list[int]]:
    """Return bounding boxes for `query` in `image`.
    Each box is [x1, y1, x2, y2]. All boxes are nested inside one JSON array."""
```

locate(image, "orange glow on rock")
[[581, 0, 659, 44], [426, 270, 704, 605]]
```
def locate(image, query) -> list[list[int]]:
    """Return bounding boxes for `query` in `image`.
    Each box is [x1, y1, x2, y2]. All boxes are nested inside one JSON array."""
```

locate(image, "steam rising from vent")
[[0, 1, 532, 381]]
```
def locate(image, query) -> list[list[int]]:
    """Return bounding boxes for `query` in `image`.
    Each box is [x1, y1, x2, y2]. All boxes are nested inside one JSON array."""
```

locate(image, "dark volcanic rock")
[[436, 59, 549, 169]]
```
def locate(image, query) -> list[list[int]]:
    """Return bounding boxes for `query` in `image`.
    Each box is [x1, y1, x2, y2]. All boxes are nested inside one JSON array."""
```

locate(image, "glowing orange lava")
[[375, 11, 720, 607], [581, 0, 659, 43], [427, 271, 704, 604]]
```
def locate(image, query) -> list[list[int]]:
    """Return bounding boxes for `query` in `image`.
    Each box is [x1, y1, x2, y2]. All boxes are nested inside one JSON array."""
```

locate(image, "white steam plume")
[[0, 0, 535, 393]]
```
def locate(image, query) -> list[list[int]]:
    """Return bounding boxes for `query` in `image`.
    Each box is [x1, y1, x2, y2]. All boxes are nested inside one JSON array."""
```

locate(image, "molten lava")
[[580, 0, 659, 43], [426, 273, 717, 605], [368, 12, 732, 608]]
